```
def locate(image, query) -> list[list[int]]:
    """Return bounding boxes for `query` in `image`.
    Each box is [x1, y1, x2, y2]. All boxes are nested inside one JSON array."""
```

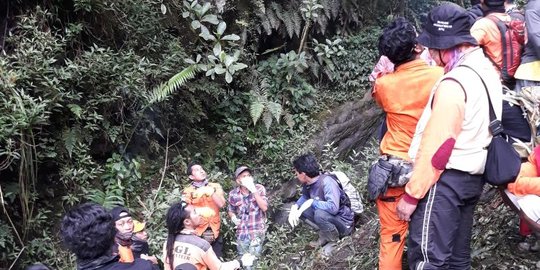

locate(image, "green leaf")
[[231, 63, 247, 72], [200, 2, 211, 15], [199, 25, 215, 40], [250, 101, 265, 125], [213, 43, 222, 56], [266, 101, 282, 122], [201, 14, 219, 25], [147, 65, 200, 105], [191, 20, 201, 29], [217, 21, 226, 36], [63, 129, 78, 158], [221, 34, 240, 41], [225, 71, 232, 83], [214, 65, 226, 74], [161, 4, 167, 14], [262, 110, 273, 130], [67, 104, 82, 118]]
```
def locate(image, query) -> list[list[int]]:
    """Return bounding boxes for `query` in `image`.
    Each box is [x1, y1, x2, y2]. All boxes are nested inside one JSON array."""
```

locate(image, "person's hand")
[[396, 198, 417, 221], [241, 176, 257, 193], [198, 186, 215, 197], [240, 253, 256, 267], [288, 204, 300, 228], [231, 215, 241, 226]]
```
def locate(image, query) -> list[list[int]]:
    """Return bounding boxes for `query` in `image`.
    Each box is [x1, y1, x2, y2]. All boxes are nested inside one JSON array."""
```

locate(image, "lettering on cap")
[[434, 20, 453, 31]]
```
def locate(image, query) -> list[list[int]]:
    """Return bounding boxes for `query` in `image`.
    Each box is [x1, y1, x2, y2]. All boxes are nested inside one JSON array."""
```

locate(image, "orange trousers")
[[376, 187, 408, 270]]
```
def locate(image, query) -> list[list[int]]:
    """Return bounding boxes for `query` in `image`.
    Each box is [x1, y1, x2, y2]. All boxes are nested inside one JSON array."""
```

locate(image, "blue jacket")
[[296, 174, 354, 225]]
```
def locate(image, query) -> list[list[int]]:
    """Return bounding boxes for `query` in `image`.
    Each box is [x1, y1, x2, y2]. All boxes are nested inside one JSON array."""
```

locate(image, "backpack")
[[324, 171, 364, 215], [487, 12, 525, 86]]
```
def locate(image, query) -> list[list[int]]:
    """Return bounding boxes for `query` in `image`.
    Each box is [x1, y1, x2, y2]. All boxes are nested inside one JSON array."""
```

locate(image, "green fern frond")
[[266, 4, 281, 30], [147, 65, 199, 105], [291, 9, 302, 37], [330, 0, 341, 18], [262, 110, 273, 130], [250, 101, 265, 125], [266, 101, 282, 123], [282, 9, 296, 38]]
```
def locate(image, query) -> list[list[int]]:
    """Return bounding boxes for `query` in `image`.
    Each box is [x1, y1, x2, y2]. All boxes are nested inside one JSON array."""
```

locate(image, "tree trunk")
[[310, 91, 383, 158]]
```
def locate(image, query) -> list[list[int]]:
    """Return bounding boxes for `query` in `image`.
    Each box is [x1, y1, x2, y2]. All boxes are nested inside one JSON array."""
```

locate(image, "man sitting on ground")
[[288, 154, 354, 256]]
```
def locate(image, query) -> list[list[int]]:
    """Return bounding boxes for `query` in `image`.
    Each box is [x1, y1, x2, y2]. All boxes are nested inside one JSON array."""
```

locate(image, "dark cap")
[[234, 166, 252, 179], [110, 206, 131, 222], [417, 3, 478, 50]]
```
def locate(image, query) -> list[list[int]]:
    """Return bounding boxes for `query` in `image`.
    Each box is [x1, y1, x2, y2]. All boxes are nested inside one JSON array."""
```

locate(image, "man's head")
[[166, 201, 201, 233], [234, 165, 253, 185], [110, 206, 134, 235], [60, 203, 116, 260], [378, 17, 422, 66], [417, 3, 478, 67], [292, 154, 320, 183], [482, 0, 505, 12], [187, 162, 207, 182]]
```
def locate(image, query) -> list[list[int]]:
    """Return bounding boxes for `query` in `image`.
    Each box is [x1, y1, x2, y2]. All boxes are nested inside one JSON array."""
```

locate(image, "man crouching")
[[288, 154, 354, 255]]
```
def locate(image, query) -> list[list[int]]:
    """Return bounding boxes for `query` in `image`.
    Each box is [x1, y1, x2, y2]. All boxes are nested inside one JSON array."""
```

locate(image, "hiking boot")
[[309, 232, 328, 248], [319, 229, 340, 256]]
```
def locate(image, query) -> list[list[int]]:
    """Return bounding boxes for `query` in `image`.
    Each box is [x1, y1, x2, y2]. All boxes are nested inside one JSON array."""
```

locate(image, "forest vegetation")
[[0, 0, 536, 269]]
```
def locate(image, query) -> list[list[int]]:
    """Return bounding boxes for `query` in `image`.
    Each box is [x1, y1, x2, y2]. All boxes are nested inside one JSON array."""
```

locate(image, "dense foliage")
[[3, 0, 521, 269]]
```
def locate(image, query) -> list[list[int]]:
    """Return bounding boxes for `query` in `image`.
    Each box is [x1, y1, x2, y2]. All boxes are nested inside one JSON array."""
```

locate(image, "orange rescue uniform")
[[182, 183, 224, 239], [373, 59, 444, 269]]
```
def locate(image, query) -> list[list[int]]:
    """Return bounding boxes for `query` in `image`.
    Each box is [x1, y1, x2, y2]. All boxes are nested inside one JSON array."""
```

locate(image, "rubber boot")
[[321, 229, 340, 256], [309, 230, 328, 248]]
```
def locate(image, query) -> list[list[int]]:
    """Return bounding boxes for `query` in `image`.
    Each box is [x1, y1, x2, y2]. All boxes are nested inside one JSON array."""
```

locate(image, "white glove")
[[288, 204, 300, 228], [231, 215, 241, 226], [241, 176, 257, 193], [288, 199, 314, 228], [240, 253, 256, 267]]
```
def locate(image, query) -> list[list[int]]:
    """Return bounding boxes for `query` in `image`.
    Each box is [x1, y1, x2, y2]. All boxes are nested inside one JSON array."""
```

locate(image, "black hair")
[[165, 202, 190, 270], [186, 161, 201, 176], [60, 203, 116, 260], [505, 0, 514, 4], [378, 17, 418, 67], [471, 0, 481, 5], [292, 154, 320, 178]]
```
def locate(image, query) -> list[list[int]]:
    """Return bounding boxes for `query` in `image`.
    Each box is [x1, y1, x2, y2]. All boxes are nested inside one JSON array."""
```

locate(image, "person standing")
[[470, 0, 518, 87], [371, 17, 444, 269], [396, 3, 502, 269], [182, 162, 226, 257], [514, 0, 540, 90], [228, 166, 268, 268]]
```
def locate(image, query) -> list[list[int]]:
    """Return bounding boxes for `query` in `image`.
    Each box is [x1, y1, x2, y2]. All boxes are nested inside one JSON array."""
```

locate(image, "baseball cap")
[[234, 166, 252, 179]]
